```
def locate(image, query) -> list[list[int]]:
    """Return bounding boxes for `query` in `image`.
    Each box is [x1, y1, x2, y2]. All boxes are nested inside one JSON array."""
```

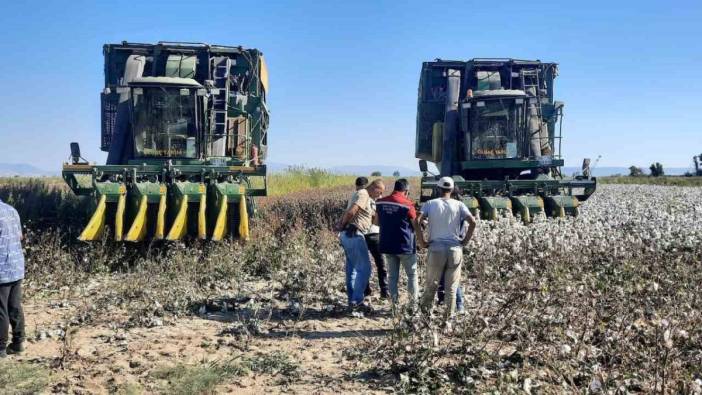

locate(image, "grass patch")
[[599, 175, 702, 186], [268, 166, 356, 196], [151, 352, 300, 394], [152, 358, 248, 395], [115, 382, 143, 395], [0, 360, 50, 395], [244, 351, 300, 377]]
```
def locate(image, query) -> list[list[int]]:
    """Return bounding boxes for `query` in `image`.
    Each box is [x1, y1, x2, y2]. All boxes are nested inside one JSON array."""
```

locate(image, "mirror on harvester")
[[70, 142, 82, 164], [419, 159, 428, 173]]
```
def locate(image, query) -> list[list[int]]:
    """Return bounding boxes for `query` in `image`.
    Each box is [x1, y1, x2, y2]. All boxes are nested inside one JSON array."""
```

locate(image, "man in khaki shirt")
[[336, 179, 385, 309]]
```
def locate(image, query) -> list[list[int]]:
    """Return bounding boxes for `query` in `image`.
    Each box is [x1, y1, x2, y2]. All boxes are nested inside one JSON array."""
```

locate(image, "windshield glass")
[[132, 87, 198, 158], [469, 98, 522, 159]]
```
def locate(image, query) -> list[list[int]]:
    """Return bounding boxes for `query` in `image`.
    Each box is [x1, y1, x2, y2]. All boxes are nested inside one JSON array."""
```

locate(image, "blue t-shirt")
[[0, 200, 24, 284], [420, 198, 473, 250]]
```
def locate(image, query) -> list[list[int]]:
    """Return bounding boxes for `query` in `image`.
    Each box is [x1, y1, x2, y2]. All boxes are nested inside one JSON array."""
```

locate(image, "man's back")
[[377, 192, 416, 254], [421, 197, 472, 250], [0, 201, 24, 284]]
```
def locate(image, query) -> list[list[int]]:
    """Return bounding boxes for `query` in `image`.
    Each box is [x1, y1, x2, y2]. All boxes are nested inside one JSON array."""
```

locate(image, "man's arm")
[[414, 212, 428, 248], [13, 211, 23, 241], [335, 204, 360, 231], [461, 215, 477, 245]]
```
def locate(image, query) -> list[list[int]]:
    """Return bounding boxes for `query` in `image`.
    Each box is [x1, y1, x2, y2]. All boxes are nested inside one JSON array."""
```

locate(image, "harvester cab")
[[63, 41, 270, 241], [416, 58, 596, 221]]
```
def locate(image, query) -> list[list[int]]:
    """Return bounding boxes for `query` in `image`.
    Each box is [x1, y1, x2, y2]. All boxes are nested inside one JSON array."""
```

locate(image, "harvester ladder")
[[211, 57, 232, 136]]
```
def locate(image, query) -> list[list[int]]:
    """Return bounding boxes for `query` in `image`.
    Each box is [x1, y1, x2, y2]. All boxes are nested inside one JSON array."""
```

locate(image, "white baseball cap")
[[438, 176, 454, 190]]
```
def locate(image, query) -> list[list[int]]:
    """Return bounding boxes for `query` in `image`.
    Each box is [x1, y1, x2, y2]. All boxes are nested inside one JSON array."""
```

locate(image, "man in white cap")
[[416, 177, 476, 321]]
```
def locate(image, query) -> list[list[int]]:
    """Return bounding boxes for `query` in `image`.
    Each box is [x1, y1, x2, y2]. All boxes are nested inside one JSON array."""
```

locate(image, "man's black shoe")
[[6, 342, 24, 355]]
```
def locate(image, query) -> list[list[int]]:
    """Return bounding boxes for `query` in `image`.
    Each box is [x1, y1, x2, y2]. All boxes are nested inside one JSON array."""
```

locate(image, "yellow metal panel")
[[238, 197, 249, 240], [212, 197, 228, 242], [114, 188, 126, 241], [259, 55, 269, 93], [198, 192, 207, 240], [166, 195, 189, 240], [62, 164, 93, 171], [125, 196, 148, 242], [78, 194, 107, 241], [154, 192, 167, 239], [520, 206, 530, 223], [228, 166, 256, 172]]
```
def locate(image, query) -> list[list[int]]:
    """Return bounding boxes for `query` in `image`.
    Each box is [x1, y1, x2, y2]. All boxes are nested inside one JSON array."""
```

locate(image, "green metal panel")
[[171, 181, 206, 202], [510, 195, 544, 222], [131, 182, 165, 203], [544, 195, 580, 217], [213, 182, 244, 202], [95, 182, 125, 202], [478, 196, 512, 220], [461, 159, 565, 170]]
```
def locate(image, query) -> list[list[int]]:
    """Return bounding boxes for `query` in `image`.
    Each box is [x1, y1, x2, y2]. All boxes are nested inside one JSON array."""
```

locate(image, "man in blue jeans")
[[0, 198, 25, 358], [376, 179, 422, 306], [336, 180, 385, 311]]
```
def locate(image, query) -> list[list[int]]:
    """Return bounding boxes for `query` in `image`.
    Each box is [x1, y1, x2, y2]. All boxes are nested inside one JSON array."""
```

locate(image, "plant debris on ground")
[[0, 178, 700, 393]]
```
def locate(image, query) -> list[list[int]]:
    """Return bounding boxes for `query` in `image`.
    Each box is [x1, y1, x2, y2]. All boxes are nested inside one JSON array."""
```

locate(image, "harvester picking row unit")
[[63, 41, 269, 241], [415, 58, 596, 221]]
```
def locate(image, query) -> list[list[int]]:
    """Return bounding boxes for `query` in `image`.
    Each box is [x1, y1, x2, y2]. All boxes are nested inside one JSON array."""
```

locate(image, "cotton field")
[[373, 184, 702, 393], [469, 184, 702, 269]]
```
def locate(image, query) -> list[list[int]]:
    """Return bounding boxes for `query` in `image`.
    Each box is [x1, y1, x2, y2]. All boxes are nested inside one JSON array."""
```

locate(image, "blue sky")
[[1, 0, 700, 171]]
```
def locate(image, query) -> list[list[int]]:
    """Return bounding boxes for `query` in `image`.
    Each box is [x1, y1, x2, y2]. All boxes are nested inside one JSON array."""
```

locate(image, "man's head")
[[393, 178, 410, 196], [367, 179, 385, 199], [355, 177, 368, 190], [437, 176, 454, 195]]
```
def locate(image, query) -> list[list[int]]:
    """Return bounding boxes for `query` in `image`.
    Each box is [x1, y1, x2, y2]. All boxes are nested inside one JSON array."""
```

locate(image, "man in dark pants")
[[363, 217, 389, 299], [0, 198, 25, 358]]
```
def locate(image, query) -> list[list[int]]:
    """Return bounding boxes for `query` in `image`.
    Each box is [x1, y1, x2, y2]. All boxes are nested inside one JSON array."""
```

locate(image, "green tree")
[[371, 171, 382, 177], [649, 162, 664, 177], [628, 166, 643, 177], [392, 170, 400, 177]]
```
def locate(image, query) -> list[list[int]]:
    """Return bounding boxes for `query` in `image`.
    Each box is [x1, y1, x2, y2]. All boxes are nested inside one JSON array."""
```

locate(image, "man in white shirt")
[[416, 177, 477, 320]]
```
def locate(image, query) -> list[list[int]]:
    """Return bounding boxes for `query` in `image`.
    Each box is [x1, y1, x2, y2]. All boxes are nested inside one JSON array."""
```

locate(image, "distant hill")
[[329, 165, 421, 177], [265, 162, 421, 177], [562, 166, 693, 177], [0, 163, 57, 177]]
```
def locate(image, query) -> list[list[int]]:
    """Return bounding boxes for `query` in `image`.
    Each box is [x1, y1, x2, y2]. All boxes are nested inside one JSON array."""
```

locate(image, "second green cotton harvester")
[[415, 58, 596, 221]]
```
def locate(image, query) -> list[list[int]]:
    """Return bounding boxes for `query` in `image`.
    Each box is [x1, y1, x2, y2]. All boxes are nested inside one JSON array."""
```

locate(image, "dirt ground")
[[17, 285, 396, 394]]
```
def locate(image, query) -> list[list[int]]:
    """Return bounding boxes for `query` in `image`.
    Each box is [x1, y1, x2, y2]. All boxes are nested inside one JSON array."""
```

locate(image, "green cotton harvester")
[[415, 58, 596, 221], [63, 41, 269, 241]]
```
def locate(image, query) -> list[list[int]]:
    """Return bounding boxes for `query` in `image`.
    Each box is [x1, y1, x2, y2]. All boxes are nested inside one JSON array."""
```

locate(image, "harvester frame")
[[416, 58, 596, 220], [63, 41, 270, 241]]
